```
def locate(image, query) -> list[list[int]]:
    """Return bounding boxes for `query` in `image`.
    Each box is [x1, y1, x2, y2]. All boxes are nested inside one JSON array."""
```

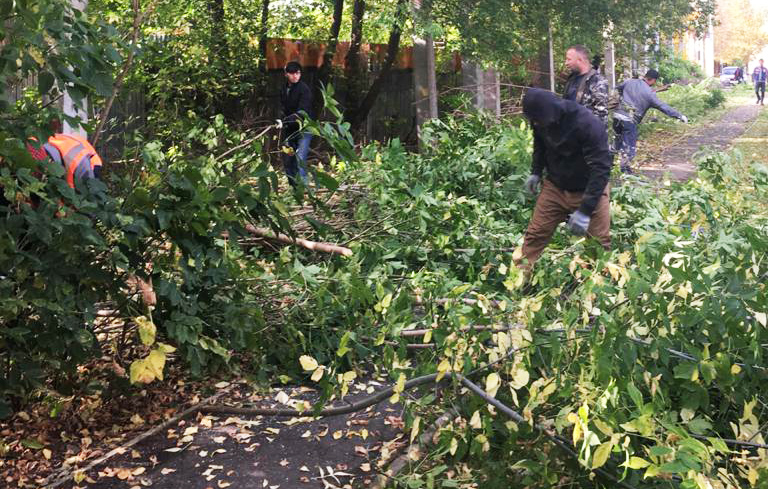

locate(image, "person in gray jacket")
[[613, 69, 688, 174]]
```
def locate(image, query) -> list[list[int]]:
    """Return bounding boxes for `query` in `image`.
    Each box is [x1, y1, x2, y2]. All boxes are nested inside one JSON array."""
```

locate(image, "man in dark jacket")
[[280, 61, 314, 186], [516, 89, 613, 271], [562, 45, 611, 125], [752, 59, 768, 105], [613, 69, 687, 173]]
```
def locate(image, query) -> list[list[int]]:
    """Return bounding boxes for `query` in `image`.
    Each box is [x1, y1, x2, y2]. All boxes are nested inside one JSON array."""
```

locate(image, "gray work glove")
[[566, 210, 591, 236], [524, 174, 541, 195], [680, 115, 688, 123]]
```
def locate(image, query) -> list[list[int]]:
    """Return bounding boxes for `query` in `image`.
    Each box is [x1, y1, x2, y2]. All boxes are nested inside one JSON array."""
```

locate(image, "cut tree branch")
[[245, 224, 353, 257]]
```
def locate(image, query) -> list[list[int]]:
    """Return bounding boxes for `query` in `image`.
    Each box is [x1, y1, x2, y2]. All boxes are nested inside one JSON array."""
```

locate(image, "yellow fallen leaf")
[[182, 426, 198, 437], [161, 468, 177, 475], [299, 355, 319, 371], [410, 417, 421, 443], [311, 367, 324, 382], [279, 459, 289, 467], [132, 467, 146, 475], [332, 430, 343, 440], [485, 372, 501, 398], [469, 410, 482, 429]]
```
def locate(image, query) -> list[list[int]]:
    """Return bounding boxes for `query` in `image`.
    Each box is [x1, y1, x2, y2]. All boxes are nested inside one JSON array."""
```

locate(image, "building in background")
[[675, 20, 715, 77]]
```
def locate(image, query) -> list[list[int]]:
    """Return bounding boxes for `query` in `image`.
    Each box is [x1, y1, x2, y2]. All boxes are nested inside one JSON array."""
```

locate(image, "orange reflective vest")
[[43, 134, 103, 189]]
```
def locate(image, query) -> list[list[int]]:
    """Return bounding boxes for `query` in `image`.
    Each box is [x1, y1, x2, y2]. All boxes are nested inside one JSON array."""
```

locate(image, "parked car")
[[720, 66, 738, 85]]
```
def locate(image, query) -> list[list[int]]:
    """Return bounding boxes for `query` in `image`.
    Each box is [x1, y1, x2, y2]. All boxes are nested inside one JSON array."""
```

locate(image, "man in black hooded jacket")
[[516, 88, 613, 271], [280, 61, 314, 186]]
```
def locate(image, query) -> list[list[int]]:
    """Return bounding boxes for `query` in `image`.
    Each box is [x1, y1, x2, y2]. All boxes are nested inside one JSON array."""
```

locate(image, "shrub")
[[656, 49, 704, 84]]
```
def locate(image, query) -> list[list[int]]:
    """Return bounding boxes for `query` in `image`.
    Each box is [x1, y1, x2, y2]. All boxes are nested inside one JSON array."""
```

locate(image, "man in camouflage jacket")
[[563, 45, 611, 126]]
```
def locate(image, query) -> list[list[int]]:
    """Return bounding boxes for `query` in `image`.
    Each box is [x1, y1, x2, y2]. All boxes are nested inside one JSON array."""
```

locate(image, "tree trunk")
[[412, 0, 437, 143], [258, 0, 270, 73], [344, 0, 366, 115], [349, 0, 406, 129], [208, 0, 227, 61], [315, 0, 344, 113]]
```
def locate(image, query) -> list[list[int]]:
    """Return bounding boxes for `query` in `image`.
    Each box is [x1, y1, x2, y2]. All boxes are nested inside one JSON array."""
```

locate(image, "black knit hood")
[[523, 88, 582, 148]]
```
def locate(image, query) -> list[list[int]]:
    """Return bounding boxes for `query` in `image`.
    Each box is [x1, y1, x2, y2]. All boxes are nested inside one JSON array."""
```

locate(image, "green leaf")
[[37, 71, 55, 94], [627, 381, 644, 408], [336, 331, 353, 357], [625, 456, 651, 469], [649, 445, 674, 456], [592, 441, 612, 469], [21, 439, 44, 449]]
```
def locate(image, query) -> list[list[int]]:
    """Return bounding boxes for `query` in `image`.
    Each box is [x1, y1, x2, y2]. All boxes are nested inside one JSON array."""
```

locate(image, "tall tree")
[[315, 0, 345, 113], [348, 0, 406, 128], [714, 0, 768, 65], [258, 0, 270, 73], [344, 0, 366, 114]]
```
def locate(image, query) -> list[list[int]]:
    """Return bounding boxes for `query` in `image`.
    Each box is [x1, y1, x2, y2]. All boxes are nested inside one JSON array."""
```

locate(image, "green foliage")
[[0, 0, 122, 135], [656, 49, 705, 84], [267, 105, 766, 488], [0, 116, 284, 409]]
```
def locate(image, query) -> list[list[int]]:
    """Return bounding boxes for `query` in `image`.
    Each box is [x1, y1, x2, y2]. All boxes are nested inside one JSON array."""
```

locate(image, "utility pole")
[[548, 21, 555, 91], [63, 0, 89, 138]]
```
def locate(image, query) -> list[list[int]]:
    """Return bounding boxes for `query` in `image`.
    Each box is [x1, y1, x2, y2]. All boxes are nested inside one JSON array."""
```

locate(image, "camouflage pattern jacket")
[[563, 69, 612, 125]]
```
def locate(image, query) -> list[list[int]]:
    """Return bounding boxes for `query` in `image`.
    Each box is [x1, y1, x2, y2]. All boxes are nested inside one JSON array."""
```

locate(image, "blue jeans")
[[613, 119, 638, 173], [283, 131, 312, 187]]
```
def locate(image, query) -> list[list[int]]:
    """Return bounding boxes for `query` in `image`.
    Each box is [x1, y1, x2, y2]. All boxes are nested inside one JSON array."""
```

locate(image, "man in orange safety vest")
[[26, 133, 103, 188]]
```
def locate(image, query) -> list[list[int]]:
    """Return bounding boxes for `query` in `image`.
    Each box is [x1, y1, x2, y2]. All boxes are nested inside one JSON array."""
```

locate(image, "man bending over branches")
[[515, 89, 612, 272], [613, 69, 687, 174]]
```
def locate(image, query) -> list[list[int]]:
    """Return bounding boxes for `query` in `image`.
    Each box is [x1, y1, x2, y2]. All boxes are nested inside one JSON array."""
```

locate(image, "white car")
[[719, 66, 738, 85]]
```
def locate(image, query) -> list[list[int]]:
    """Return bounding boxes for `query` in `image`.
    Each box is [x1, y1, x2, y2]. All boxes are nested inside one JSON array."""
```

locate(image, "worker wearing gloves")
[[516, 88, 613, 272], [613, 69, 687, 174]]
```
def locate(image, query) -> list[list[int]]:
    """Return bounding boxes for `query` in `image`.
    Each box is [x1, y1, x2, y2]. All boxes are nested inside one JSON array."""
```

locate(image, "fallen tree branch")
[[201, 373, 441, 417], [245, 224, 353, 257], [43, 389, 229, 488], [372, 408, 459, 489]]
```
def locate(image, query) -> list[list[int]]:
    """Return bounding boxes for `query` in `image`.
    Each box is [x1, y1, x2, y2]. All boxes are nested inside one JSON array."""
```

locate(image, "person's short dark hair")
[[567, 45, 591, 62], [285, 61, 302, 73], [644, 69, 660, 80]]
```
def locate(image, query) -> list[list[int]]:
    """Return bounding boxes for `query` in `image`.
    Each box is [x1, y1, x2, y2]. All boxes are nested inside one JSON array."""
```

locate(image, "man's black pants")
[[756, 82, 765, 103]]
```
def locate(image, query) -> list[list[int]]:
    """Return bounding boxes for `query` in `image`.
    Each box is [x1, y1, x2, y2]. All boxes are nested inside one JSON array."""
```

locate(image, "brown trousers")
[[517, 179, 611, 270]]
